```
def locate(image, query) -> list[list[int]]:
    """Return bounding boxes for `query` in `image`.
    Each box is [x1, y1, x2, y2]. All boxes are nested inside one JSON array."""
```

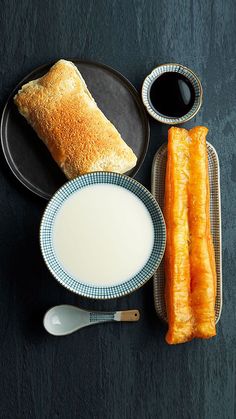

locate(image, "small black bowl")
[[142, 63, 203, 125]]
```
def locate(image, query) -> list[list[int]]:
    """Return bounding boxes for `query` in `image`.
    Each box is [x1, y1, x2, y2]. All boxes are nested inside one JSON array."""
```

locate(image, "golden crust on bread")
[[14, 59, 137, 178]]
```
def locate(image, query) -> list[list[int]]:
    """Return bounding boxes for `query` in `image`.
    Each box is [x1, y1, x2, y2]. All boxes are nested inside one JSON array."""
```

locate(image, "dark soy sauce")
[[150, 72, 195, 118]]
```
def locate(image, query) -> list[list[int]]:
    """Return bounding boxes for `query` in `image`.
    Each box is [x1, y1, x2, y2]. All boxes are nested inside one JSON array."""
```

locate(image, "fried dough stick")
[[164, 127, 194, 344], [188, 127, 216, 338]]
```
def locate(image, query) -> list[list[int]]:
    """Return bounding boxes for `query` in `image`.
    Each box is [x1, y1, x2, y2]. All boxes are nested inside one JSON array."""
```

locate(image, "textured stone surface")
[[0, 1, 235, 418]]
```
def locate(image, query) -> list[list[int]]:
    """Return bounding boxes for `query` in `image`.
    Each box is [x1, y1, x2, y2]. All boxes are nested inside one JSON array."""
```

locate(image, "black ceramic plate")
[[1, 60, 149, 199]]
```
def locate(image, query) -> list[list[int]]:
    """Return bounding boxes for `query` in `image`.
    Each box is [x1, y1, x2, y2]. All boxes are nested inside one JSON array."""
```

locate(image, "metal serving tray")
[[151, 142, 222, 324]]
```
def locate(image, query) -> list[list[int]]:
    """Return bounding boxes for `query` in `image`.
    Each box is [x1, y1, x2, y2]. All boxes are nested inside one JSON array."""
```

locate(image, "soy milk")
[[53, 184, 154, 286]]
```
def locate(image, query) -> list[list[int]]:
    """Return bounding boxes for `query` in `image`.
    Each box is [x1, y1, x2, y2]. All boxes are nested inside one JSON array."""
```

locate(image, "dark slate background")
[[0, 1, 235, 418]]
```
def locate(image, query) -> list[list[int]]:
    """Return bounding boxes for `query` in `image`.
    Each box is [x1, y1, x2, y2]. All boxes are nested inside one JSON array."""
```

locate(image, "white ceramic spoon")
[[43, 305, 140, 336]]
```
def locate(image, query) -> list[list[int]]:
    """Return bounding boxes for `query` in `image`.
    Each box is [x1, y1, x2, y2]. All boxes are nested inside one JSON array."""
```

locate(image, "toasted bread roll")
[[14, 60, 137, 178]]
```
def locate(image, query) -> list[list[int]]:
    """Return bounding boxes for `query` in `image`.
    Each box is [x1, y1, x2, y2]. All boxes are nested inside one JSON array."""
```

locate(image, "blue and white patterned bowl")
[[142, 63, 203, 125], [40, 172, 166, 299]]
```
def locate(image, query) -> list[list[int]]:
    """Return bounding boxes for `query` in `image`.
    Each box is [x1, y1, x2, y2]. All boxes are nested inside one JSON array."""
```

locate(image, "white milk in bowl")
[[53, 184, 154, 287]]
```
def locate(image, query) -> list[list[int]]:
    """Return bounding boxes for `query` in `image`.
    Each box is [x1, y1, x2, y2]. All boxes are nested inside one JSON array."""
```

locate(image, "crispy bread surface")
[[14, 59, 137, 178]]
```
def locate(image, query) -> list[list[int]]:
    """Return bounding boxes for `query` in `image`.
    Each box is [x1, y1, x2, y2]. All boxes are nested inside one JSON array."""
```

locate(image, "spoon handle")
[[114, 310, 140, 321], [89, 309, 140, 324]]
